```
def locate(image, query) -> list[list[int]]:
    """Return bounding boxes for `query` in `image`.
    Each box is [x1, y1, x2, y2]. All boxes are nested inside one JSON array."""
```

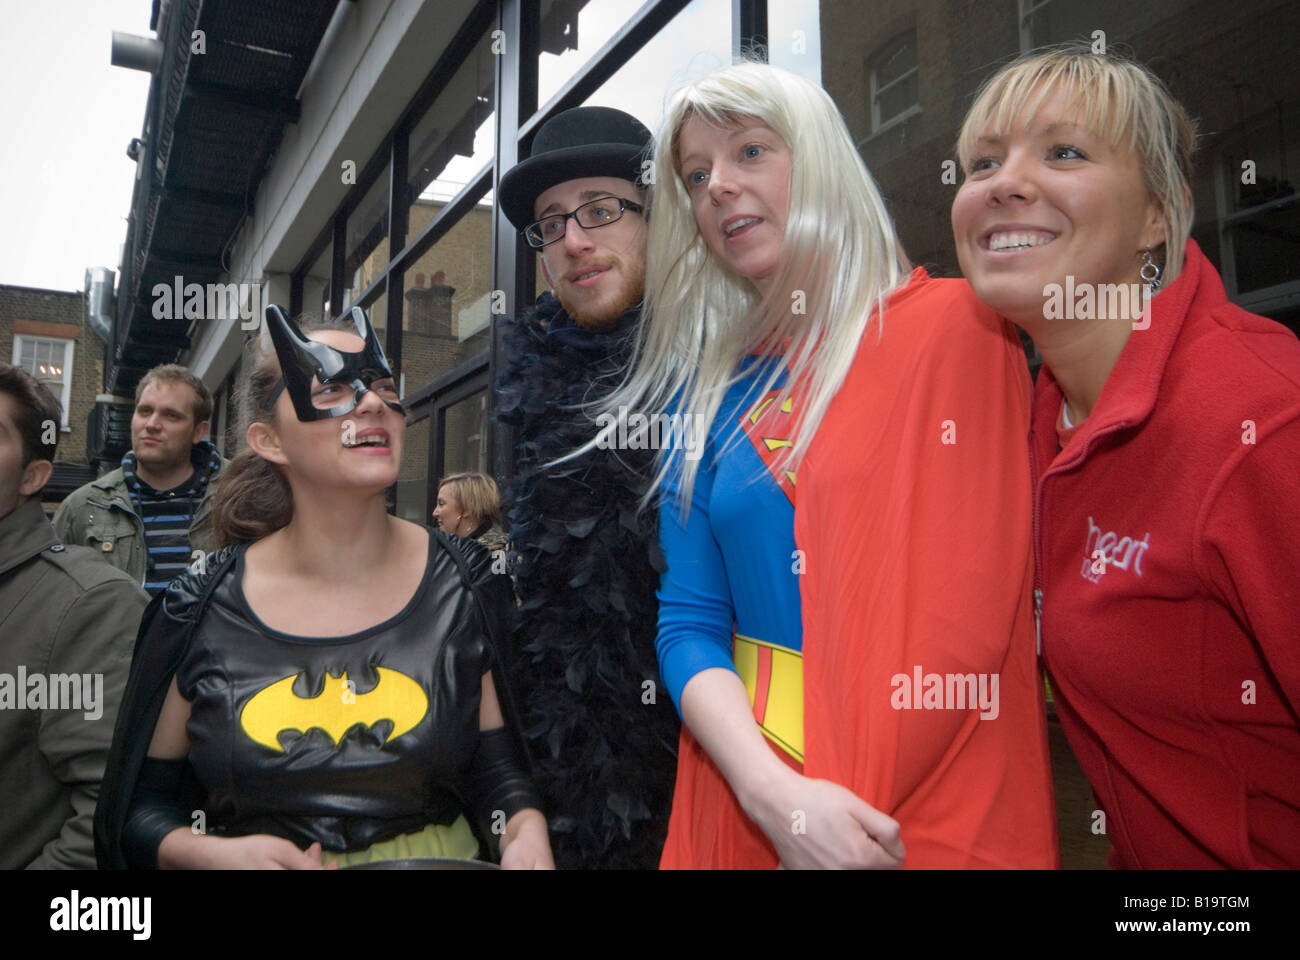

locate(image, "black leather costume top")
[[176, 533, 486, 851], [94, 528, 524, 868]]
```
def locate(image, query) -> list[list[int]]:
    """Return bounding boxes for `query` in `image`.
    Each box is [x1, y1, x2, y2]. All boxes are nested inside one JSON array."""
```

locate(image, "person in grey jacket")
[[0, 363, 148, 868], [53, 364, 225, 594]]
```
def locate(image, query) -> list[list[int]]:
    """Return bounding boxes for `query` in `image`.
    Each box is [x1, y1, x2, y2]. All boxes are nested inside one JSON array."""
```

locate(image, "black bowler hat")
[[499, 106, 652, 229]]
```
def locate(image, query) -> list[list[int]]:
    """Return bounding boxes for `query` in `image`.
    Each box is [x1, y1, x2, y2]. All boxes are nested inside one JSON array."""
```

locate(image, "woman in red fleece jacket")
[[952, 48, 1300, 868]]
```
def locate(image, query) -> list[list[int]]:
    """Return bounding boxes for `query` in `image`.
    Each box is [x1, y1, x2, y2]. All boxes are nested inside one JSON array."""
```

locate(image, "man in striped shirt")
[[54, 365, 225, 595]]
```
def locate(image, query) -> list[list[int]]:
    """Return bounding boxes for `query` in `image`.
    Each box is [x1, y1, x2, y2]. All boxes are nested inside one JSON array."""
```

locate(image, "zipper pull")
[[1034, 588, 1044, 657]]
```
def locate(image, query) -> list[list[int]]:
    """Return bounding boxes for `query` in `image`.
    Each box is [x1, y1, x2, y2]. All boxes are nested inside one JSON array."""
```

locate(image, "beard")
[[554, 252, 646, 331]]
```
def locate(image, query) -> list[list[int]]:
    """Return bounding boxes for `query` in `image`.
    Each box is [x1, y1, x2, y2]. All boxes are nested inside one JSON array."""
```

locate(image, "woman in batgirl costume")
[[95, 306, 552, 869]]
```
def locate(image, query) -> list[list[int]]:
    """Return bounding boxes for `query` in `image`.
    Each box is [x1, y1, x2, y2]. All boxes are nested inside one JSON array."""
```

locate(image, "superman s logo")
[[239, 668, 428, 752], [741, 391, 797, 505]]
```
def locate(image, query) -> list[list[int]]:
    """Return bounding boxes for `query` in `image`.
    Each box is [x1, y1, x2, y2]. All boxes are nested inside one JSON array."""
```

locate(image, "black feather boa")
[[493, 292, 679, 870]]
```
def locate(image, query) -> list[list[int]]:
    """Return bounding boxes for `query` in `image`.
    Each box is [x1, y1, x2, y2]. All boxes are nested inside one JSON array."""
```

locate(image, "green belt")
[[322, 815, 480, 867]]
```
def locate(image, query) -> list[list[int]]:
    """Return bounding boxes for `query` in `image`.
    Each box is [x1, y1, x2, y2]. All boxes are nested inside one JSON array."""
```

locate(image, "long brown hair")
[[210, 316, 355, 548]]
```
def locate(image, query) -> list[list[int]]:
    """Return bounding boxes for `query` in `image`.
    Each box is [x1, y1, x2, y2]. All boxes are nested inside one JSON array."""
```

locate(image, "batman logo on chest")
[[239, 667, 429, 753]]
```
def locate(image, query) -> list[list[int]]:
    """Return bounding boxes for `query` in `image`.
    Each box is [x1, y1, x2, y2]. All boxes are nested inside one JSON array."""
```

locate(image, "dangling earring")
[[1140, 250, 1162, 291]]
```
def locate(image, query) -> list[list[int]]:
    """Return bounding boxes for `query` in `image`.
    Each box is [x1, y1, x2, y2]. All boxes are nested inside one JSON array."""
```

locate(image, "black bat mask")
[[263, 304, 404, 421]]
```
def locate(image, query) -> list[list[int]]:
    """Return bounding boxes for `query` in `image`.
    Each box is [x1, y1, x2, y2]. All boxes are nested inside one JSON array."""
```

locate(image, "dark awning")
[[108, 0, 341, 395]]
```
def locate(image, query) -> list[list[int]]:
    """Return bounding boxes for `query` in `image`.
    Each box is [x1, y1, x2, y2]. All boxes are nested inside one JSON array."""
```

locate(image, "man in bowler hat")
[[494, 106, 677, 869]]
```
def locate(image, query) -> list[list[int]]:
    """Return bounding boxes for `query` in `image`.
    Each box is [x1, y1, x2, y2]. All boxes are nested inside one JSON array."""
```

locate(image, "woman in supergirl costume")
[[572, 62, 1057, 868]]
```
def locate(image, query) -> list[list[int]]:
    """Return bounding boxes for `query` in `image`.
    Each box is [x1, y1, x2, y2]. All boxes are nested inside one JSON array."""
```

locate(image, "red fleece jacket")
[[1032, 240, 1300, 868]]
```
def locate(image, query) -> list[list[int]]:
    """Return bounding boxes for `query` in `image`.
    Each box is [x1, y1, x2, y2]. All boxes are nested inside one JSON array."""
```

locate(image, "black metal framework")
[[288, 0, 770, 516], [489, 0, 538, 480]]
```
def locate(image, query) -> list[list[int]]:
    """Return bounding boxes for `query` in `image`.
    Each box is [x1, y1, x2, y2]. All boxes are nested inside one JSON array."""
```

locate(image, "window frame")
[[12, 334, 74, 432], [867, 28, 920, 135]]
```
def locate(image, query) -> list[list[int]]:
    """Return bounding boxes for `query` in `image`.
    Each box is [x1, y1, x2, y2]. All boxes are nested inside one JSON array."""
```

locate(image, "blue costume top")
[[656, 356, 805, 762]]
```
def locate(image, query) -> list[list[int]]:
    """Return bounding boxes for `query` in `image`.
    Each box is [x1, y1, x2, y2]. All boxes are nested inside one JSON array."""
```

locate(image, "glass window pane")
[[343, 161, 391, 309], [536, 0, 644, 111], [874, 34, 915, 88], [584, 0, 732, 133], [767, 0, 821, 84], [1230, 211, 1300, 294], [304, 240, 332, 321], [1224, 126, 1296, 214], [403, 190, 494, 394], [1219, 110, 1300, 298], [442, 388, 488, 476], [363, 287, 388, 352], [877, 70, 917, 126], [18, 337, 66, 389], [396, 414, 431, 525], [407, 30, 496, 209]]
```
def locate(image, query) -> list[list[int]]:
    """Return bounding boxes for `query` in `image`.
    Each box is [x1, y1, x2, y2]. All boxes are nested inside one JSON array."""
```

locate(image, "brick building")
[[822, 0, 1300, 334], [0, 283, 102, 505]]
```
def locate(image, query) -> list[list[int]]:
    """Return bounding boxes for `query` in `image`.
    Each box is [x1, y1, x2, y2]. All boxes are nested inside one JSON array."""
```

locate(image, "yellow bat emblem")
[[239, 669, 428, 753]]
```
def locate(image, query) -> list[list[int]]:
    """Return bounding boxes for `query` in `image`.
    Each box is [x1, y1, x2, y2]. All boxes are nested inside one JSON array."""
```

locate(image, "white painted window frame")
[[12, 334, 75, 431], [868, 30, 920, 135]]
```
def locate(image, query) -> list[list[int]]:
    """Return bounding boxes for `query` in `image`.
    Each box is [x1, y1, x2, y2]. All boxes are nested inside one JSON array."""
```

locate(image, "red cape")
[[796, 271, 1058, 867], [659, 273, 1058, 869]]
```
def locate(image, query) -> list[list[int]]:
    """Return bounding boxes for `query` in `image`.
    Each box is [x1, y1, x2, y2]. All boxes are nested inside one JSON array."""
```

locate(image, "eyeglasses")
[[523, 196, 644, 249]]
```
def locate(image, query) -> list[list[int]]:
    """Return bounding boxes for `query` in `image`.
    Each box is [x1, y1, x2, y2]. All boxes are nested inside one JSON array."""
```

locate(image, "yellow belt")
[[733, 632, 804, 762]]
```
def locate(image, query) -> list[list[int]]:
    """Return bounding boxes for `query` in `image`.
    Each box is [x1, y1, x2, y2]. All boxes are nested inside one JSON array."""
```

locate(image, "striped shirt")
[[121, 445, 218, 595]]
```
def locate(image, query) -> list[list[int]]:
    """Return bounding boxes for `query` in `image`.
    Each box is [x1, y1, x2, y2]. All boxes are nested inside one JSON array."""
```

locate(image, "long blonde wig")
[[955, 46, 1197, 286], [580, 62, 910, 507]]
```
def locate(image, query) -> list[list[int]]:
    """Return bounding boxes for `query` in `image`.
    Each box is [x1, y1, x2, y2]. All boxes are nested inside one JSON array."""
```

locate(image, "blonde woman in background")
[[434, 471, 507, 553]]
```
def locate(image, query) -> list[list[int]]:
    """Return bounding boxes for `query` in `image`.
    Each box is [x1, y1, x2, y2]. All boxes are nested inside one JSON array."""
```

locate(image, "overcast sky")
[[0, 0, 817, 293], [0, 1, 152, 292]]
